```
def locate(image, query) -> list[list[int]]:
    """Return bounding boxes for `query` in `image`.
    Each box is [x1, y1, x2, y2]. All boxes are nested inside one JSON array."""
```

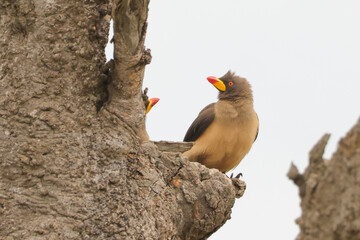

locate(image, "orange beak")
[[146, 98, 160, 114], [207, 76, 226, 92]]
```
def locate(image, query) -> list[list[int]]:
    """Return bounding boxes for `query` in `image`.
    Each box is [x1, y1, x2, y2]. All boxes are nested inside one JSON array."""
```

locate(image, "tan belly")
[[184, 114, 258, 172]]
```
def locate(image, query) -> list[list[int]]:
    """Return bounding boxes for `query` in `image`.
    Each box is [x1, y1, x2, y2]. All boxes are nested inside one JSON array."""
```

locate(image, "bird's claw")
[[229, 172, 242, 179]]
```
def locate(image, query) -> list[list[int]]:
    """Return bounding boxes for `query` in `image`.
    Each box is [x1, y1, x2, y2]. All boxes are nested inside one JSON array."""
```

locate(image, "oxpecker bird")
[[139, 96, 160, 142], [183, 71, 258, 173], [145, 97, 160, 114]]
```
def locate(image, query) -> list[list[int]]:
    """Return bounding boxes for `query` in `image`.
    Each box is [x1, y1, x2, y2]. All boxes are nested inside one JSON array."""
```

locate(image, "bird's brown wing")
[[183, 103, 215, 142], [254, 113, 259, 142]]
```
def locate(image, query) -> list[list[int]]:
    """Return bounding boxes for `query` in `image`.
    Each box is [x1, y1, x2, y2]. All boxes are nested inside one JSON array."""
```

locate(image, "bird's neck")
[[221, 95, 254, 109], [218, 89, 253, 102], [216, 98, 255, 122]]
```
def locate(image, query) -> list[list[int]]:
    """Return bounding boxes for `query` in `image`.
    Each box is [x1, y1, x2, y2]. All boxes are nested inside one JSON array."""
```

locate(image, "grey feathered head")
[[207, 70, 253, 101]]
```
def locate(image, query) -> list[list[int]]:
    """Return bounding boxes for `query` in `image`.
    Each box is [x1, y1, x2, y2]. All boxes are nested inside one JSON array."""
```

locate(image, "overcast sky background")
[[106, 1, 360, 239]]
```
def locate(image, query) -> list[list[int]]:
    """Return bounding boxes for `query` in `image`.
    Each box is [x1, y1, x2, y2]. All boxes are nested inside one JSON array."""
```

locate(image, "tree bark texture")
[[289, 118, 360, 240], [0, 1, 245, 239]]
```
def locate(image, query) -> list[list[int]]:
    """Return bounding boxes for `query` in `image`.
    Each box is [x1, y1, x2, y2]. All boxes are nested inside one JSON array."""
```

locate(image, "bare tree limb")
[[102, 0, 152, 142], [289, 119, 360, 240], [152, 141, 195, 153]]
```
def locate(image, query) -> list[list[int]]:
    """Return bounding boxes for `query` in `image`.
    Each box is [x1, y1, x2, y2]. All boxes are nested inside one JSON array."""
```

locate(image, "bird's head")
[[207, 71, 253, 101], [145, 98, 160, 114]]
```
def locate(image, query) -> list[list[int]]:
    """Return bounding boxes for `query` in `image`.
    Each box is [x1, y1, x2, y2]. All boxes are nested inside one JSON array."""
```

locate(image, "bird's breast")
[[193, 103, 258, 172]]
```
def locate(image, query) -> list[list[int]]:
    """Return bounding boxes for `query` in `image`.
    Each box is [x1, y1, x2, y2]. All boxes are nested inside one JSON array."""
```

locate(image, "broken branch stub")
[[104, 0, 152, 140]]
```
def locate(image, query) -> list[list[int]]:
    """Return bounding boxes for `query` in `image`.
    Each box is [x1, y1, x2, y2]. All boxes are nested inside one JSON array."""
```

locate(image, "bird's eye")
[[228, 82, 234, 86]]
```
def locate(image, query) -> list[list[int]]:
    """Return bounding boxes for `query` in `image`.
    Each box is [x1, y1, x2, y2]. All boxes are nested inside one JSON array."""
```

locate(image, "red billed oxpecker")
[[183, 71, 258, 173]]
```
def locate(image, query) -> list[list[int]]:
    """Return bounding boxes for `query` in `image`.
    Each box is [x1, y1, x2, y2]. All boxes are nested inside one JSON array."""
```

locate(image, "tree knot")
[[231, 178, 246, 198], [140, 48, 152, 65]]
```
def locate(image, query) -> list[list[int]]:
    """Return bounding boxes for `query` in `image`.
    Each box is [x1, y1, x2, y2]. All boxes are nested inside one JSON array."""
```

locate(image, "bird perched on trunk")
[[183, 71, 258, 173], [139, 88, 160, 142], [142, 88, 160, 114], [144, 97, 160, 114]]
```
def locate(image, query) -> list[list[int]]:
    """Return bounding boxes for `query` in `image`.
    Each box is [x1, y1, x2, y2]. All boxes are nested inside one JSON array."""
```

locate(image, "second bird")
[[183, 71, 258, 173]]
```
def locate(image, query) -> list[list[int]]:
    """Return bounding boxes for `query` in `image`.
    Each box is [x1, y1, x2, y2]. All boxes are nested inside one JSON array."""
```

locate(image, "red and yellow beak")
[[146, 98, 160, 114], [207, 76, 226, 92]]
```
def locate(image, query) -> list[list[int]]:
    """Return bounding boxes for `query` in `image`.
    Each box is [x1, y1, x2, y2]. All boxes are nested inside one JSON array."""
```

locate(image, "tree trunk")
[[0, 1, 245, 239], [289, 118, 360, 240]]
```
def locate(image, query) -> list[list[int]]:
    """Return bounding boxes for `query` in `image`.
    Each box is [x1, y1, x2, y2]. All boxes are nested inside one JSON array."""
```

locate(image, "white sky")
[[106, 1, 360, 239]]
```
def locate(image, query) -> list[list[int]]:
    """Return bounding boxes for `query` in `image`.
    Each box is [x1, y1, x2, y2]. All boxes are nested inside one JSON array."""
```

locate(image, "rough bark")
[[0, 1, 245, 239], [289, 118, 360, 240]]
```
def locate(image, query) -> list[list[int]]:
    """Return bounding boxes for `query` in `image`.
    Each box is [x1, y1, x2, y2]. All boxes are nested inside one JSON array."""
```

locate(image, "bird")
[[139, 88, 160, 142], [183, 71, 258, 173], [145, 97, 160, 114], [142, 87, 160, 114]]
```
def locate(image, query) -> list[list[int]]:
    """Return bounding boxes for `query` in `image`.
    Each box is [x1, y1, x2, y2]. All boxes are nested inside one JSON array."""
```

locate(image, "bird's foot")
[[229, 172, 243, 179]]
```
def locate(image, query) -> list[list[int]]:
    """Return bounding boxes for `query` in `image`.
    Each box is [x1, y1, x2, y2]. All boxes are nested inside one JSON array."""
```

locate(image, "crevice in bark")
[[97, 59, 114, 112], [104, 18, 114, 62]]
